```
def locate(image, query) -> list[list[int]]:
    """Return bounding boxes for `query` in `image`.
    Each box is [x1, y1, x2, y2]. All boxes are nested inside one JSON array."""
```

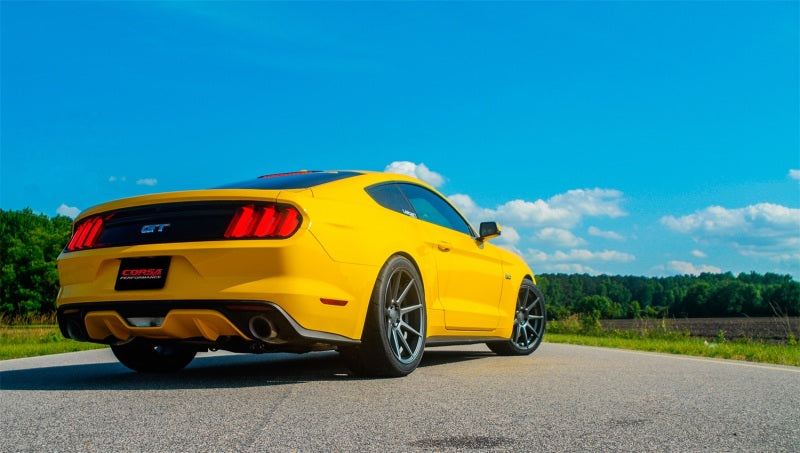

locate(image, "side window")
[[397, 183, 474, 236], [365, 184, 417, 218]]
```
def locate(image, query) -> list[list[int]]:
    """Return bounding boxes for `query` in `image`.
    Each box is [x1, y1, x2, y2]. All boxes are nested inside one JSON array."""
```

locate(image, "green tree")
[[0, 209, 72, 316], [628, 300, 642, 318], [679, 282, 712, 317]]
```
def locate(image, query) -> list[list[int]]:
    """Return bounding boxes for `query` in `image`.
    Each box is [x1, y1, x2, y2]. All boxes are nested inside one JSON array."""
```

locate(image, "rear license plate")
[[115, 257, 171, 291]]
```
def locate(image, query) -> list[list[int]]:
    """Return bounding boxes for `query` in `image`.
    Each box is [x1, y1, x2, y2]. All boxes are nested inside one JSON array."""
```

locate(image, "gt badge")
[[141, 223, 171, 234]]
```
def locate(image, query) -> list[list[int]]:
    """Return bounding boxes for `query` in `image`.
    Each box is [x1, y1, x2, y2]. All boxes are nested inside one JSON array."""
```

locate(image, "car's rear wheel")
[[487, 279, 546, 355], [111, 339, 197, 373], [342, 255, 426, 377]]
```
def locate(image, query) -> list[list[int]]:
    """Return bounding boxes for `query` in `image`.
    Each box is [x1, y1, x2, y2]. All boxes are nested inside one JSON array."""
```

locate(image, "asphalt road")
[[1, 343, 798, 452]]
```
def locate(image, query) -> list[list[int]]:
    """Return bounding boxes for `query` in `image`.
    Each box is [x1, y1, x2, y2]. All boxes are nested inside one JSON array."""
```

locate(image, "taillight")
[[66, 215, 107, 251], [224, 204, 302, 239]]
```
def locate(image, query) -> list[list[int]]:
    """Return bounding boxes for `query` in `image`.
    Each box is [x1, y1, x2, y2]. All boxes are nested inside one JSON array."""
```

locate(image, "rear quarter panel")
[[302, 178, 446, 333]]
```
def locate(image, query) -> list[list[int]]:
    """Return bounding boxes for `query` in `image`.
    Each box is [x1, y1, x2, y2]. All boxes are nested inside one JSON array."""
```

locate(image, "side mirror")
[[478, 222, 502, 241]]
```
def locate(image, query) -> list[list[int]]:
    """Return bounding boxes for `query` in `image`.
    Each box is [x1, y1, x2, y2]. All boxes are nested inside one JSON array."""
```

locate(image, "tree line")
[[537, 272, 800, 321], [1, 208, 798, 319]]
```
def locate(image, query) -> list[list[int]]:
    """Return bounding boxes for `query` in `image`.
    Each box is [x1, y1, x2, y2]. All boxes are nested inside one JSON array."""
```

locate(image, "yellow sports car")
[[57, 170, 546, 376]]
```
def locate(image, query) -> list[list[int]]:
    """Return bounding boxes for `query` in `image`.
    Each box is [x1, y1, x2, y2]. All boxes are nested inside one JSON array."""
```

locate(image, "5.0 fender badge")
[[141, 223, 171, 234]]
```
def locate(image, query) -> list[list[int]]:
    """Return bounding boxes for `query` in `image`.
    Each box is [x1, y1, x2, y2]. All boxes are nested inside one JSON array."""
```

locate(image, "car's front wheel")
[[487, 278, 546, 355], [342, 255, 426, 377], [111, 339, 197, 373]]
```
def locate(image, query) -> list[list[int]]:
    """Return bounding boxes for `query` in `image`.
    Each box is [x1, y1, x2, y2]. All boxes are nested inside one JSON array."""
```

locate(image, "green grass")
[[0, 325, 106, 360], [544, 317, 800, 367], [2, 320, 798, 366]]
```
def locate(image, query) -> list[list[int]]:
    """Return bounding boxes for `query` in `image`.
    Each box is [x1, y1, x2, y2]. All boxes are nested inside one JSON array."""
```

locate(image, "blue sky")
[[2, 1, 798, 278]]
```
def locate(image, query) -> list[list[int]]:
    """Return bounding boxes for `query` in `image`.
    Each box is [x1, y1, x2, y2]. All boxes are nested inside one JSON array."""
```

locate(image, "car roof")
[[215, 170, 364, 190], [215, 170, 428, 191]]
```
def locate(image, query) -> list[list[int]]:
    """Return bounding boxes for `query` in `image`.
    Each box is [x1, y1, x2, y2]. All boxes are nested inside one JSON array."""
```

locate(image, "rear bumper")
[[56, 231, 379, 341], [57, 300, 359, 350]]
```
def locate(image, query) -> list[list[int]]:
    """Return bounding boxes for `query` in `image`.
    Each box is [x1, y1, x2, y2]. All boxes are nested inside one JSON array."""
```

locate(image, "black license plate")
[[115, 257, 171, 291]]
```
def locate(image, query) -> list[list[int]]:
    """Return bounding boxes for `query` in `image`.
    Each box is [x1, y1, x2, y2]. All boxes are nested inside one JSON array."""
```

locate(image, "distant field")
[[600, 317, 799, 341]]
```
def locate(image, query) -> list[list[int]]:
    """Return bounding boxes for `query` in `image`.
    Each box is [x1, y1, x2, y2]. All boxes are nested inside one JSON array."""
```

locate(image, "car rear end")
[[56, 173, 375, 355]]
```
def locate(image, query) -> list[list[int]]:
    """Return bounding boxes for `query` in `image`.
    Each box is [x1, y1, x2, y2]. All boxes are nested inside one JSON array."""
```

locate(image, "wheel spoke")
[[390, 273, 402, 303], [525, 294, 539, 313], [525, 324, 539, 341], [390, 328, 402, 355], [387, 319, 395, 341], [396, 278, 415, 305], [396, 327, 413, 356], [398, 320, 421, 339], [520, 287, 529, 311], [400, 303, 422, 316]]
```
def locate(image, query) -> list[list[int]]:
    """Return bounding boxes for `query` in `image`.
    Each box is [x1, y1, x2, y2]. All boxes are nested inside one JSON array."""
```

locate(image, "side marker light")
[[320, 298, 348, 306]]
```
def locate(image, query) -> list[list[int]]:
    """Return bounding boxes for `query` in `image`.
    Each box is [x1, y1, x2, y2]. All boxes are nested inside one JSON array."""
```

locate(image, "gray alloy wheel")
[[487, 279, 546, 355], [341, 255, 426, 377], [111, 339, 196, 373]]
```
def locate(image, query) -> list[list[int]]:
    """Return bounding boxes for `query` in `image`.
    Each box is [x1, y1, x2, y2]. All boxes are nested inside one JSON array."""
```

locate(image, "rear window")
[[365, 183, 417, 218], [216, 171, 361, 190]]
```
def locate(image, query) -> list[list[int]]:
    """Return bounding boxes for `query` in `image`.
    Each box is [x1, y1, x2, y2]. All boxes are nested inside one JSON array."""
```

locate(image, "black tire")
[[342, 255, 426, 377], [111, 339, 196, 373], [487, 279, 546, 356]]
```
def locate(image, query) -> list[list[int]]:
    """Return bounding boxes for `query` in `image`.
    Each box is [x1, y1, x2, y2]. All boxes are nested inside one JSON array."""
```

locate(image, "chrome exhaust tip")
[[248, 315, 279, 343]]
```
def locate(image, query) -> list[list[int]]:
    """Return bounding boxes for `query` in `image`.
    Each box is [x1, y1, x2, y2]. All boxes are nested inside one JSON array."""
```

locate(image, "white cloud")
[[56, 204, 80, 219], [495, 198, 577, 227], [384, 161, 445, 187], [495, 225, 521, 245], [668, 260, 722, 275], [136, 178, 158, 186], [549, 189, 626, 218], [557, 249, 635, 263], [661, 203, 798, 234], [661, 203, 800, 263], [526, 248, 635, 263], [448, 188, 626, 231], [525, 249, 549, 263], [588, 226, 624, 241], [449, 187, 629, 274], [108, 176, 127, 183], [691, 250, 708, 258], [546, 263, 602, 275], [790, 169, 800, 180], [536, 228, 586, 247], [448, 193, 498, 224]]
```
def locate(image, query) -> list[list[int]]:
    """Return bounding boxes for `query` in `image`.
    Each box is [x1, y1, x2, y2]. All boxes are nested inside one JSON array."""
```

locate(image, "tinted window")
[[216, 171, 361, 190], [397, 183, 474, 236], [365, 184, 417, 218]]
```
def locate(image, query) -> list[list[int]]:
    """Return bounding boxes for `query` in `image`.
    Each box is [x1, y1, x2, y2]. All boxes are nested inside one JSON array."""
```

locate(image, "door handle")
[[437, 242, 451, 252]]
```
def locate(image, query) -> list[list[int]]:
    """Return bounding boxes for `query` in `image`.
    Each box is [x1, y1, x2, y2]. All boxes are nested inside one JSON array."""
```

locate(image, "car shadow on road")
[[0, 348, 494, 391]]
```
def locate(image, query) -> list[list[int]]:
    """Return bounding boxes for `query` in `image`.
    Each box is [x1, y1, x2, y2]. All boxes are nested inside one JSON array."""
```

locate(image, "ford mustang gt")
[[56, 170, 546, 376]]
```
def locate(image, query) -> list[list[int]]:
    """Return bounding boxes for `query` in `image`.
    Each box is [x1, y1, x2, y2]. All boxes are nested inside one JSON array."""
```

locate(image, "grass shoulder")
[[544, 317, 799, 367], [0, 324, 106, 360]]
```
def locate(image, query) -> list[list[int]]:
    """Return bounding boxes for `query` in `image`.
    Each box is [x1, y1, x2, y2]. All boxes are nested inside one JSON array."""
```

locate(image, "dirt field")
[[600, 317, 800, 341]]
